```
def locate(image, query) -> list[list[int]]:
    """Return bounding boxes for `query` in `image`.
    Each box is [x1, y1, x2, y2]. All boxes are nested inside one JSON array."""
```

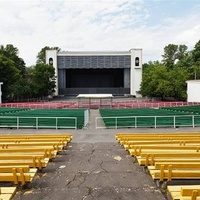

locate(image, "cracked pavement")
[[13, 142, 168, 200]]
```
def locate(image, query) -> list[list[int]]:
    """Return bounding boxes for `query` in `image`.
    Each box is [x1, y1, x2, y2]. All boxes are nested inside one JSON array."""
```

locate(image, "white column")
[[0, 82, 3, 103], [45, 50, 58, 96], [130, 49, 142, 97]]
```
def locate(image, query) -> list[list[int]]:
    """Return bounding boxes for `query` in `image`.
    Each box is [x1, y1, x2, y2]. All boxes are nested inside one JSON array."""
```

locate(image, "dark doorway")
[[66, 69, 124, 88]]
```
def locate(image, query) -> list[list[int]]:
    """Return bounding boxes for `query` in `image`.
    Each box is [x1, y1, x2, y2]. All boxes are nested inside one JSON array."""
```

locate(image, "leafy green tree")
[[169, 67, 190, 100], [36, 46, 60, 64], [0, 55, 20, 100], [176, 45, 188, 61], [141, 51, 191, 100], [162, 44, 189, 69], [162, 44, 178, 68], [175, 52, 193, 69], [0, 44, 26, 75], [140, 62, 174, 99], [32, 63, 56, 97], [191, 40, 200, 63], [189, 40, 200, 80]]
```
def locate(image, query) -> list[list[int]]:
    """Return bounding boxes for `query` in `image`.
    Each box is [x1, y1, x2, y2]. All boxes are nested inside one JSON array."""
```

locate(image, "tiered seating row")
[[0, 108, 85, 129], [100, 108, 200, 129], [161, 105, 200, 115], [116, 133, 200, 200], [0, 134, 72, 200]]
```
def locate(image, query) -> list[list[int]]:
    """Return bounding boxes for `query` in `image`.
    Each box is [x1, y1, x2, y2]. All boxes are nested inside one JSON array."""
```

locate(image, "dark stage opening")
[[66, 69, 124, 88]]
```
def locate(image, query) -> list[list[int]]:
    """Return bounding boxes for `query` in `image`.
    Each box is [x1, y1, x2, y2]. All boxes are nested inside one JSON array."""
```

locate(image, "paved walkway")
[[87, 109, 104, 130], [13, 142, 167, 200]]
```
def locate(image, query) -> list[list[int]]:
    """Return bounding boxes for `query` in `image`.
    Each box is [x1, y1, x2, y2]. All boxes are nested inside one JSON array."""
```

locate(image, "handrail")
[[0, 116, 77, 129]]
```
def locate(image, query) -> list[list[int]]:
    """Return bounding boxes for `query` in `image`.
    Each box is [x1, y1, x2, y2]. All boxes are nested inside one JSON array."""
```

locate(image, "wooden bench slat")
[[154, 163, 200, 169], [168, 185, 200, 200], [0, 157, 49, 169], [0, 165, 30, 172]]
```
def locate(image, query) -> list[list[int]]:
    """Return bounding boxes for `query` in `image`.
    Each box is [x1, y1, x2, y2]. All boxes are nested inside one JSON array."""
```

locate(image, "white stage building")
[[46, 49, 142, 97]]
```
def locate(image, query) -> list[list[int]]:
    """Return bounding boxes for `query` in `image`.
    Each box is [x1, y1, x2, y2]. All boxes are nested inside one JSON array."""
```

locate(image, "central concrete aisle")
[[87, 109, 104, 130], [13, 142, 167, 200]]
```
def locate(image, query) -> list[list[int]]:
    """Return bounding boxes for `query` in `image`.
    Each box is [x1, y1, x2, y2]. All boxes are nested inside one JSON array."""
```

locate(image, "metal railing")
[[1, 101, 200, 109], [96, 115, 200, 129], [0, 116, 77, 129], [112, 101, 200, 109]]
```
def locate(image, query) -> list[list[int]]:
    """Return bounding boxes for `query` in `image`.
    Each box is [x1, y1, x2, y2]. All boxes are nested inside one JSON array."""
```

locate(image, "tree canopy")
[[0, 45, 56, 102], [140, 39, 200, 100]]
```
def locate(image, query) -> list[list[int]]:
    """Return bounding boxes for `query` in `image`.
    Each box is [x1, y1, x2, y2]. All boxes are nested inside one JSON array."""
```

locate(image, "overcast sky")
[[0, 0, 200, 66]]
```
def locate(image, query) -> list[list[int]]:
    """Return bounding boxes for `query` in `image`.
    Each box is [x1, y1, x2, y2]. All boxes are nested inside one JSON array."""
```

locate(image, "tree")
[[140, 60, 190, 100], [0, 55, 20, 100], [169, 67, 190, 100], [32, 63, 56, 97], [162, 44, 178, 68], [36, 46, 60, 64], [0, 44, 26, 75], [162, 44, 189, 69], [191, 40, 200, 63], [140, 62, 173, 99]]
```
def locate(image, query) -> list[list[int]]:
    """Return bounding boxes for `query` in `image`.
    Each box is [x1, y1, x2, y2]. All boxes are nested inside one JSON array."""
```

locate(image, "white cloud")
[[0, 0, 199, 66]]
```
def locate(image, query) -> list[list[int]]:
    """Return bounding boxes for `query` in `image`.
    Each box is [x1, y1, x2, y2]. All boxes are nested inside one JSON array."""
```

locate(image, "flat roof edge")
[[58, 51, 131, 56]]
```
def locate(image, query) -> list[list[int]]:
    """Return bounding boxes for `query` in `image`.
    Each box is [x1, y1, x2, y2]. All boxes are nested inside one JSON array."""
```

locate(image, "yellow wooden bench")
[[0, 138, 68, 146], [0, 157, 49, 170], [0, 154, 46, 160], [0, 165, 32, 172], [137, 152, 200, 166], [0, 187, 17, 200], [0, 167, 37, 185], [116, 133, 200, 141], [0, 134, 73, 150], [0, 133, 72, 140], [0, 133, 73, 199], [148, 163, 200, 171], [0, 149, 57, 159], [116, 132, 200, 138], [0, 143, 64, 151], [148, 162, 200, 181], [126, 140, 200, 148], [148, 163, 200, 182], [116, 133, 200, 147], [168, 185, 200, 200], [124, 141, 200, 151], [137, 157, 200, 166], [129, 146, 199, 156], [0, 136, 72, 145]]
